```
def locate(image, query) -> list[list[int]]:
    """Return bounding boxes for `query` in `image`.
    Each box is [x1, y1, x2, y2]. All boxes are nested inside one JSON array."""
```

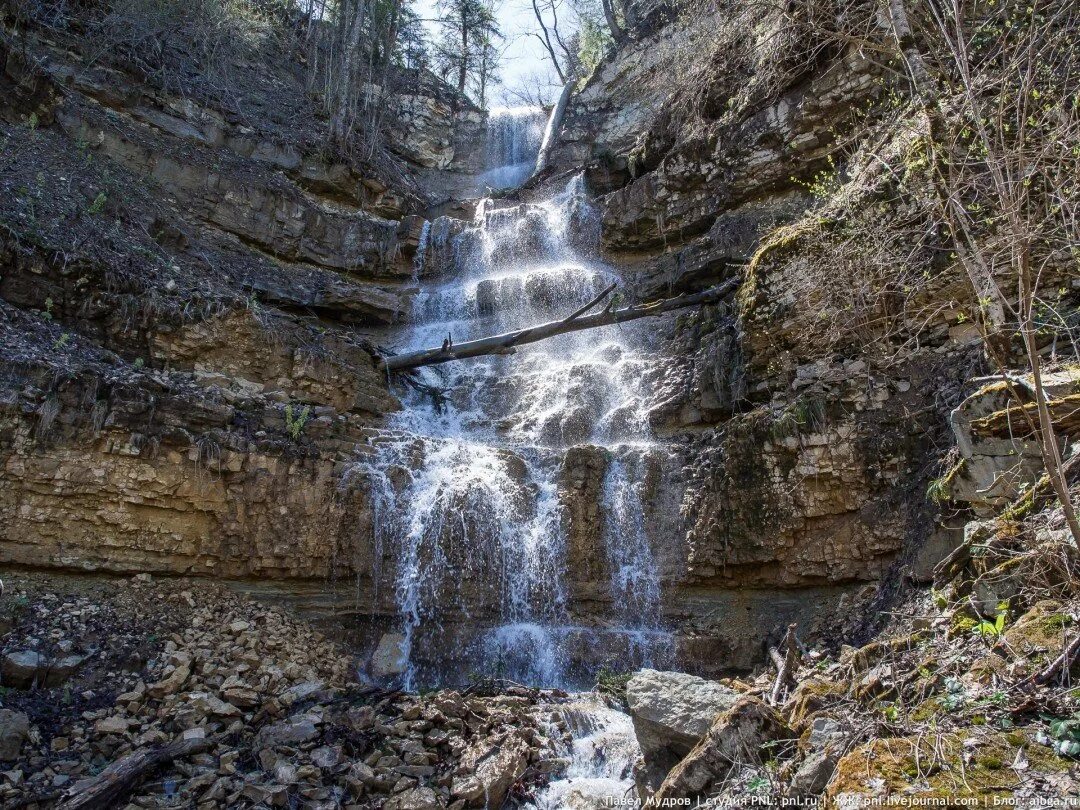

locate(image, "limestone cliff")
[[0, 10, 482, 604]]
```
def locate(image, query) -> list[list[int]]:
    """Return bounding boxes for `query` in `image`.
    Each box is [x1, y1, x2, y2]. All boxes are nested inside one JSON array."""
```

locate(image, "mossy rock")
[[844, 631, 929, 674], [1003, 600, 1072, 651], [824, 729, 1069, 806], [788, 677, 848, 728], [970, 600, 1073, 683], [737, 216, 830, 318]]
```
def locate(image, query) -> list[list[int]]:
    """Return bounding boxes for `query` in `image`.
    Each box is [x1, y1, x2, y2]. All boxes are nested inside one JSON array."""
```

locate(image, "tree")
[[395, 4, 430, 69], [887, 0, 1080, 550], [529, 0, 574, 82], [472, 29, 507, 107], [434, 0, 502, 100]]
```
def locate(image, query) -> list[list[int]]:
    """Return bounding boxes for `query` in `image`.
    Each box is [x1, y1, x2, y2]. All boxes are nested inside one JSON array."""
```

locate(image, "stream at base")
[[528, 694, 641, 809]]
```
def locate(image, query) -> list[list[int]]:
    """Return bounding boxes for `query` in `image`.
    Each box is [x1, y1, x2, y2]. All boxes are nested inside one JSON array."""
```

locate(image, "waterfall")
[[481, 106, 546, 189], [353, 169, 675, 690]]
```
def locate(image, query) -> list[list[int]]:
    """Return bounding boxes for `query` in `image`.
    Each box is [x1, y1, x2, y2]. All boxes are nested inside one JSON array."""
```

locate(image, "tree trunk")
[[600, 0, 625, 43], [458, 8, 468, 94], [535, 79, 573, 173], [331, 0, 368, 143], [52, 737, 213, 810], [383, 280, 737, 371], [1018, 248, 1080, 550]]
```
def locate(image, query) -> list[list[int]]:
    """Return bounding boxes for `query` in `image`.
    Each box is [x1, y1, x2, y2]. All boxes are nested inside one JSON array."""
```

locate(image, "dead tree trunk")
[[53, 737, 213, 810], [383, 279, 738, 371], [769, 623, 800, 706]]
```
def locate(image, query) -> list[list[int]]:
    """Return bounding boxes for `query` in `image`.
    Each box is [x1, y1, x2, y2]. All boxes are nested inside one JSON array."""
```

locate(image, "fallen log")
[[53, 736, 213, 810], [383, 278, 739, 371]]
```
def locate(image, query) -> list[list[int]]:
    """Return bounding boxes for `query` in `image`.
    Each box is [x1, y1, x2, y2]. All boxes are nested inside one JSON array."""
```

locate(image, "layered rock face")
[[4, 0, 1076, 693], [0, 16, 483, 602], [536, 0, 988, 662]]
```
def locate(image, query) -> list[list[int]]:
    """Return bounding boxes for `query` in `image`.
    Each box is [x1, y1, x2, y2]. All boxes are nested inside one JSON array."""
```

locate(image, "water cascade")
[[355, 162, 676, 693], [481, 106, 546, 189], [527, 695, 642, 808]]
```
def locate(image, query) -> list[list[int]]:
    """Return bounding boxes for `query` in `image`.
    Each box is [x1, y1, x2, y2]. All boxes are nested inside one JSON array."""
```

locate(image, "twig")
[[1013, 632, 1080, 692]]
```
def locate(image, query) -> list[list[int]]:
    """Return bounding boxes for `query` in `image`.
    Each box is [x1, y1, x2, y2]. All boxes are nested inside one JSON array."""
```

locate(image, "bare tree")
[[887, 0, 1080, 549], [529, 0, 574, 82]]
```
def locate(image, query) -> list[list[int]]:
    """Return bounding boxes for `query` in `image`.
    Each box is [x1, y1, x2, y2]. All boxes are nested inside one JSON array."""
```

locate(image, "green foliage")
[[972, 602, 1009, 640], [52, 332, 72, 351], [1038, 713, 1080, 757], [927, 459, 966, 503], [25, 112, 38, 131], [86, 192, 107, 215], [284, 403, 311, 440], [941, 677, 967, 712], [746, 774, 770, 794], [595, 667, 632, 701], [575, 16, 611, 87], [769, 395, 826, 441], [792, 154, 841, 201]]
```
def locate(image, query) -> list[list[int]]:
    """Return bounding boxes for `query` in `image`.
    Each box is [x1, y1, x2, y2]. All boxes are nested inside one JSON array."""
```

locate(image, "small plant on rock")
[[972, 601, 1009, 641], [284, 403, 311, 440]]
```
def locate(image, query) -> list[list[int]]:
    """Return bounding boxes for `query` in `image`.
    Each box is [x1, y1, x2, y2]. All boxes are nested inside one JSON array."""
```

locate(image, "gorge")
[[1, 0, 1079, 806]]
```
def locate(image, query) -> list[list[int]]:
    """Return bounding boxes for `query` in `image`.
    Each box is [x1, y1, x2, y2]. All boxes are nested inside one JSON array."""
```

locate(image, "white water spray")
[[352, 157, 675, 690], [481, 106, 546, 189]]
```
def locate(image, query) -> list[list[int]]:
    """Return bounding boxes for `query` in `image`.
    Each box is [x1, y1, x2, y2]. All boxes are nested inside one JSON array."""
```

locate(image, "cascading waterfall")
[[354, 168, 675, 692], [481, 106, 546, 189]]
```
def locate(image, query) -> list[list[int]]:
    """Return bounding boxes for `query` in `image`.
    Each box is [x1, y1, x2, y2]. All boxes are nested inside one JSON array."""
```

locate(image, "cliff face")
[[541, 0, 1078, 663], [3, 0, 1077, 678], [0, 16, 483, 605]]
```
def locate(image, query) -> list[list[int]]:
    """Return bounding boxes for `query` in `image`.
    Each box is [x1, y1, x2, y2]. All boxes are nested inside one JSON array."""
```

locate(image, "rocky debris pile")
[[0, 574, 567, 809], [623, 588, 1080, 804]]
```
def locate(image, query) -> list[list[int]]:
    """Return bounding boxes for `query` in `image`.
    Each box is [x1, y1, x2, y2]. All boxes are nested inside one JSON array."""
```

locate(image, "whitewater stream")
[[354, 107, 673, 805]]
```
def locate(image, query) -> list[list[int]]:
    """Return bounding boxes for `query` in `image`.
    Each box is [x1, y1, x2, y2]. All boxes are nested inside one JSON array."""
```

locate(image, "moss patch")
[[825, 730, 1069, 806]]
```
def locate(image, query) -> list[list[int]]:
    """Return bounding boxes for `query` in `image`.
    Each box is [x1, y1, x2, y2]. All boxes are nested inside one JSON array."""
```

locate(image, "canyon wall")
[[4, 0, 1077, 677], [0, 23, 482, 612]]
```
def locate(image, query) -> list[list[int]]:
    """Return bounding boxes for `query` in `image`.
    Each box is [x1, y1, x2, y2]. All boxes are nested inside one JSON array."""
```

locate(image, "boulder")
[[386, 786, 445, 809], [1, 651, 43, 688], [452, 732, 530, 807], [257, 715, 320, 748], [148, 659, 192, 698], [0, 709, 30, 761], [370, 633, 408, 679], [788, 749, 838, 797], [186, 691, 242, 719], [625, 669, 740, 787], [43, 653, 90, 687], [93, 715, 132, 735], [654, 696, 793, 802], [1, 650, 90, 689]]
